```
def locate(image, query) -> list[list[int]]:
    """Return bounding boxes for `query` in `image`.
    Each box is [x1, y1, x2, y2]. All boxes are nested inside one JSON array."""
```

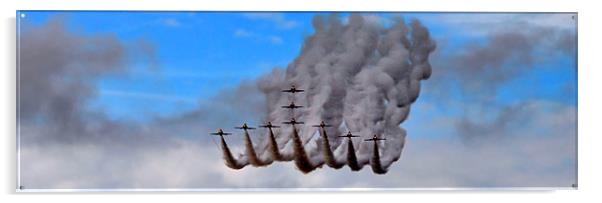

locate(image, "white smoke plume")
[[220, 14, 436, 174]]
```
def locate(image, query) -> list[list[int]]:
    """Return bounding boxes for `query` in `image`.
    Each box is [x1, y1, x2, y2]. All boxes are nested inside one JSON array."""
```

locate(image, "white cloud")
[[19, 99, 576, 189], [269, 36, 283, 44], [243, 13, 298, 29], [233, 28, 253, 38], [159, 18, 181, 27], [20, 138, 225, 189], [233, 28, 284, 45], [418, 13, 576, 37]]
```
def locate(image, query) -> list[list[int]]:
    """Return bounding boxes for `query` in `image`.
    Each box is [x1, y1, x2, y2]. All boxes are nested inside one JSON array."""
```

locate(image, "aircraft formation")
[[209, 85, 387, 174]]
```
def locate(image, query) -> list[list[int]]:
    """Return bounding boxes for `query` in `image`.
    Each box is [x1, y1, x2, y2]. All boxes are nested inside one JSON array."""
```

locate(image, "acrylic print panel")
[[16, 11, 577, 190]]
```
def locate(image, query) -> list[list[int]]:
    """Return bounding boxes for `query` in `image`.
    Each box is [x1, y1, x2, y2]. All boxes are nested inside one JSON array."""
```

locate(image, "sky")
[[21, 11, 317, 121], [17, 11, 577, 189]]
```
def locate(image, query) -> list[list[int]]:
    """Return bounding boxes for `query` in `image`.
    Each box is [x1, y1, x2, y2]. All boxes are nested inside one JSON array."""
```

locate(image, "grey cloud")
[[21, 100, 575, 188], [154, 80, 266, 132], [423, 16, 577, 141], [430, 17, 576, 99], [222, 14, 437, 173], [19, 18, 127, 142], [19, 14, 436, 188]]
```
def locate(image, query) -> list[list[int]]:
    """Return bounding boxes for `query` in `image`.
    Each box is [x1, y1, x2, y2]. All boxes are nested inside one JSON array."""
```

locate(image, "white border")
[[12, 10, 579, 193], [15, 187, 574, 193], [2, 0, 601, 202]]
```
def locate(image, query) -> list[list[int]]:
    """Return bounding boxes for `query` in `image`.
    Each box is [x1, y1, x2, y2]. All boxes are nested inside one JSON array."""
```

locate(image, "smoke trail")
[[219, 136, 246, 169], [319, 128, 345, 169], [370, 141, 386, 174], [243, 130, 272, 166], [291, 126, 318, 173], [220, 14, 435, 174], [346, 139, 362, 171], [266, 128, 285, 161]]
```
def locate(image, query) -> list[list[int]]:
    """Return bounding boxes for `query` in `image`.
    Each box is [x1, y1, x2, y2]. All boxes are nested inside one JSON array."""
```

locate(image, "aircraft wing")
[[282, 89, 304, 93], [314, 124, 332, 127], [211, 132, 231, 135]]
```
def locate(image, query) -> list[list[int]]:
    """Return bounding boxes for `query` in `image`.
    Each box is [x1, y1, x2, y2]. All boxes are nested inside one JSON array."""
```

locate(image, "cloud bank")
[[18, 13, 577, 189]]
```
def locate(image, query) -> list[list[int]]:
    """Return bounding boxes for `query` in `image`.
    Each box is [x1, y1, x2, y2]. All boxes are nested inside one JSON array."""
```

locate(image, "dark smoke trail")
[[346, 139, 362, 171], [370, 141, 387, 174], [319, 129, 345, 169], [291, 126, 317, 173], [220, 136, 246, 170], [220, 15, 435, 174], [243, 130, 272, 166], [267, 128, 285, 161]]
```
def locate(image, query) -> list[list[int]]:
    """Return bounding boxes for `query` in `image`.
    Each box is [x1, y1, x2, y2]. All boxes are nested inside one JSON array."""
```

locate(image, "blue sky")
[[19, 11, 576, 129], [21, 11, 315, 120]]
